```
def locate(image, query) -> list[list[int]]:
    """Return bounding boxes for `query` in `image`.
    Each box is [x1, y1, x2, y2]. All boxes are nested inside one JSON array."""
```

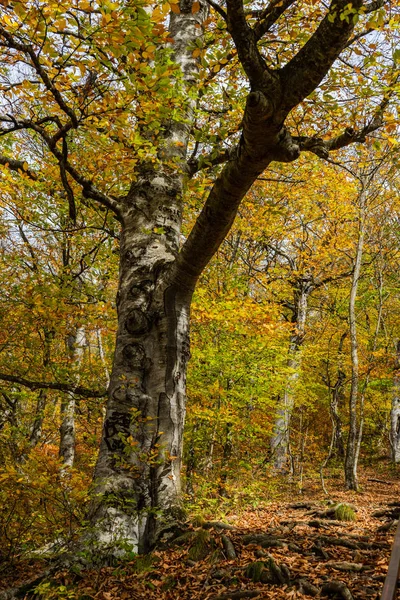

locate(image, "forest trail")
[[1, 469, 400, 600]]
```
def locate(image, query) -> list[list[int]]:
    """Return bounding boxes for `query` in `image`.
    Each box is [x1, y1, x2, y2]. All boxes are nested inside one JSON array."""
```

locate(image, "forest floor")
[[1, 466, 400, 600]]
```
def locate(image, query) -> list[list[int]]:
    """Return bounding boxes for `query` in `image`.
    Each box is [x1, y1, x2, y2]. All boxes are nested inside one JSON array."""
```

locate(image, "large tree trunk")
[[344, 182, 366, 491], [271, 281, 309, 471], [89, 4, 206, 554], [90, 192, 193, 553]]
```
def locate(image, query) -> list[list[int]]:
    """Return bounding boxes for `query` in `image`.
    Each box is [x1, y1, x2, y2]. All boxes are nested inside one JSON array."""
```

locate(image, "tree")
[[0, 0, 397, 553]]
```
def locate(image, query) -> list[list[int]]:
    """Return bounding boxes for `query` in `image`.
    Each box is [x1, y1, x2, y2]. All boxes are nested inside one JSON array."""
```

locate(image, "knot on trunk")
[[122, 343, 145, 366], [271, 127, 300, 163], [243, 91, 274, 140], [125, 310, 150, 335]]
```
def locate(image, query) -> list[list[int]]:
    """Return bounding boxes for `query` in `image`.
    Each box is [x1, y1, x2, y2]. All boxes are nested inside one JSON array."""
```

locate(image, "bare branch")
[[205, 0, 227, 19], [294, 84, 396, 159], [0, 373, 107, 398], [0, 25, 78, 127], [253, 0, 298, 41]]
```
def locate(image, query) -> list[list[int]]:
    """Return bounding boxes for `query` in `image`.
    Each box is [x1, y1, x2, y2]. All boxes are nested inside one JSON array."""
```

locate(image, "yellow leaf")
[[192, 48, 201, 58], [22, 162, 29, 171]]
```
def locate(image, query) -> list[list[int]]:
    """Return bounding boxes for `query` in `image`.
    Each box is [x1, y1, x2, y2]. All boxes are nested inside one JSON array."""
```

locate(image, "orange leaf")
[[192, 1, 200, 13]]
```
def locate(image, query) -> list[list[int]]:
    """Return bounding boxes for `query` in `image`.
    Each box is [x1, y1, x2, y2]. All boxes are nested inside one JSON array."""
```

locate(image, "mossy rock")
[[335, 503, 356, 522], [245, 561, 266, 583], [188, 529, 213, 562]]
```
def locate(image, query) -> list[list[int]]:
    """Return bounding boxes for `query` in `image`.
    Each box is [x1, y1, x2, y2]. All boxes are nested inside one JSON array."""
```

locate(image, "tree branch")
[[0, 154, 38, 180], [294, 86, 395, 159], [253, 0, 298, 41], [0, 25, 78, 127], [205, 0, 227, 19], [187, 147, 234, 177], [0, 117, 123, 219], [225, 0, 273, 89], [59, 137, 77, 224], [279, 0, 365, 113], [0, 373, 107, 398]]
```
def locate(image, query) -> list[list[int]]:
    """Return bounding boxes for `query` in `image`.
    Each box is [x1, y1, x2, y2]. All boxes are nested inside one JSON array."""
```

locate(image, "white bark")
[[90, 3, 207, 554], [390, 341, 400, 463], [59, 326, 86, 469], [271, 282, 309, 471], [344, 181, 366, 491]]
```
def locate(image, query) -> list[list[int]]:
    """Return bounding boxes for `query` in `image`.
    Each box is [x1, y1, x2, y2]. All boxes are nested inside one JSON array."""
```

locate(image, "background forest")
[[2, 152, 400, 563], [0, 0, 400, 578]]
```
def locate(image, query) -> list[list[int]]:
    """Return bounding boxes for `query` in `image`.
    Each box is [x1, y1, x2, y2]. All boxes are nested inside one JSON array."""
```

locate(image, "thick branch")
[[279, 0, 364, 112], [59, 137, 77, 224], [0, 154, 38, 180], [176, 145, 273, 288], [364, 0, 385, 12], [205, 0, 227, 19], [225, 0, 273, 90], [0, 373, 107, 398]]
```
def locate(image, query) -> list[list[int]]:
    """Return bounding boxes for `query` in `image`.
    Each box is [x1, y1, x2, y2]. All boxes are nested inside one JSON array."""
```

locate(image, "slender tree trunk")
[[355, 262, 384, 466], [59, 326, 86, 468], [330, 370, 346, 458], [271, 282, 309, 470], [344, 182, 366, 491], [96, 327, 110, 389], [30, 328, 54, 448], [29, 389, 47, 448], [330, 332, 347, 459], [89, 4, 207, 554], [390, 341, 400, 463]]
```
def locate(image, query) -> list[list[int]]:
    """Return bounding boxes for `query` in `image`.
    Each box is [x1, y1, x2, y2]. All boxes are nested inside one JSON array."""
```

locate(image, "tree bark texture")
[[330, 333, 347, 459], [30, 328, 54, 448], [90, 2, 207, 553]]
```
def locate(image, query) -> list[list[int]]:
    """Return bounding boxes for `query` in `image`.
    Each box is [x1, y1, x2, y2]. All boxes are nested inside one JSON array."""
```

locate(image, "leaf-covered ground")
[[2, 469, 400, 599]]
